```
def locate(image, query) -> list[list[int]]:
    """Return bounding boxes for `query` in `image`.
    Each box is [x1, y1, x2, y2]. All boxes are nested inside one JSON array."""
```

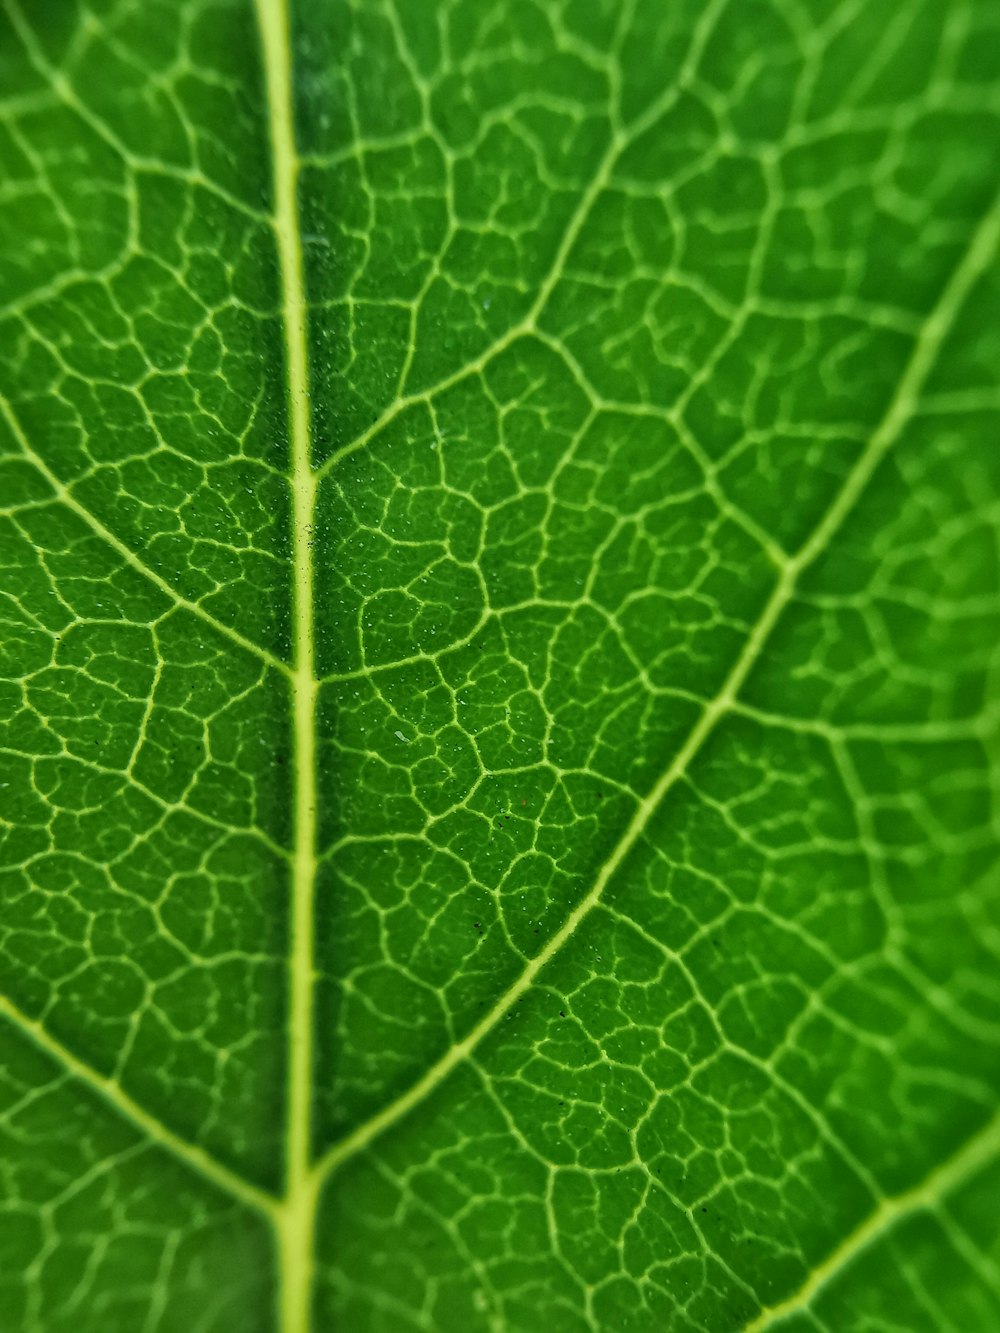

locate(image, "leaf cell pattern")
[[0, 0, 998, 1330]]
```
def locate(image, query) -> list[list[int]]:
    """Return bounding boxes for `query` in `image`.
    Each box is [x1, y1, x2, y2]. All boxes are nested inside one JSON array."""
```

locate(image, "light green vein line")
[[743, 1109, 1000, 1331], [314, 188, 1000, 1185], [0, 397, 291, 680], [0, 996, 276, 1218], [0, 737, 290, 862], [252, 2, 320, 1332]]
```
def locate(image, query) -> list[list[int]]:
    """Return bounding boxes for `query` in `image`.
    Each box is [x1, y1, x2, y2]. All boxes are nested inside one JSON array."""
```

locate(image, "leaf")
[[1, 0, 998, 1329]]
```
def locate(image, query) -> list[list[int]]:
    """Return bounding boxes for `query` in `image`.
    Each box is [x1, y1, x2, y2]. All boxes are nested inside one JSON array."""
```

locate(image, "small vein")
[[2, 0, 270, 226], [314, 0, 733, 484]]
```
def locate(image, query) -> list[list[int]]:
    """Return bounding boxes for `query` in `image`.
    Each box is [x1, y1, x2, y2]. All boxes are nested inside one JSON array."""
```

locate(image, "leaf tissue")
[[0, 0, 998, 1329]]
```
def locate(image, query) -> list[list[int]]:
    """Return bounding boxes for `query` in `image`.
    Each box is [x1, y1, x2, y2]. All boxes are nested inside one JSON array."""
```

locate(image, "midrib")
[[253, 2, 319, 1331]]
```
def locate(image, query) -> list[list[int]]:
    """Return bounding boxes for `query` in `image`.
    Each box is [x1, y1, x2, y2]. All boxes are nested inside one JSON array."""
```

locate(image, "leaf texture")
[[0, 0, 999, 1330]]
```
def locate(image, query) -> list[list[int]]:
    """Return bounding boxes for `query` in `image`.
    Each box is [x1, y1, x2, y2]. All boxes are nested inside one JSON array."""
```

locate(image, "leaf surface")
[[0, 0, 999, 1330]]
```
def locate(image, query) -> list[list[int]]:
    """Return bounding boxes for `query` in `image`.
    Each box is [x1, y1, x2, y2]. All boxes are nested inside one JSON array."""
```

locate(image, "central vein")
[[253, 0, 319, 1330]]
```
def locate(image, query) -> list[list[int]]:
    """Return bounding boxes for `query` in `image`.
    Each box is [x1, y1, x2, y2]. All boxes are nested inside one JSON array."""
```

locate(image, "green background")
[[0, 0, 998, 1328]]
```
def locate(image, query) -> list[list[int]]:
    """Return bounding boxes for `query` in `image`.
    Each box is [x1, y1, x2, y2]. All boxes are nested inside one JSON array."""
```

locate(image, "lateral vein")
[[0, 995, 276, 1218], [742, 1109, 1000, 1330], [0, 397, 291, 680]]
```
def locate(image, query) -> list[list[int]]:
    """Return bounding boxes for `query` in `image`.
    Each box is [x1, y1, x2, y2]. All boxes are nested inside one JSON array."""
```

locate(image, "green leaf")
[[1, 0, 998, 1329]]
